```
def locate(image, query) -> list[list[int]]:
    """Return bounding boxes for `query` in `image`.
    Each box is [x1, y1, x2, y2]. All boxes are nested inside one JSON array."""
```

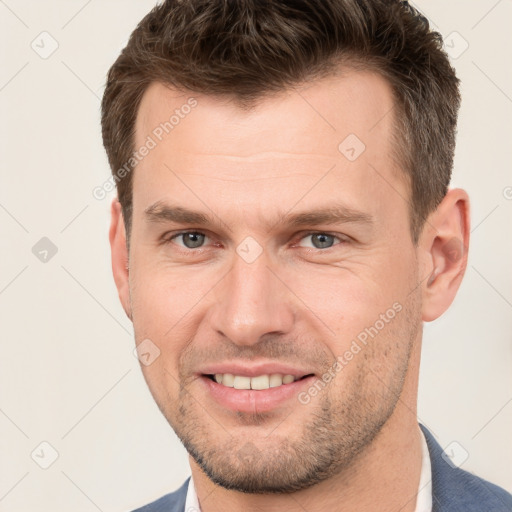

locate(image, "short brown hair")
[[101, 0, 460, 242]]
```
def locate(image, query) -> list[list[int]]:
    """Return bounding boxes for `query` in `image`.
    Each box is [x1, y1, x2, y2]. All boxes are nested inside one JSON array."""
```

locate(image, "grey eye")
[[310, 233, 335, 249], [297, 233, 340, 249], [179, 232, 206, 249]]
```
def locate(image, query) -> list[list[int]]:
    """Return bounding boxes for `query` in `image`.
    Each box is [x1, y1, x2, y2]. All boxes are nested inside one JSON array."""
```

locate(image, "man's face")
[[126, 71, 423, 492]]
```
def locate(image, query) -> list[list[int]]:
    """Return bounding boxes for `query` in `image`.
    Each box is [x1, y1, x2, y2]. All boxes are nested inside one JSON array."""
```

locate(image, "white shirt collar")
[[184, 472, 201, 512], [416, 426, 433, 512], [185, 427, 432, 512]]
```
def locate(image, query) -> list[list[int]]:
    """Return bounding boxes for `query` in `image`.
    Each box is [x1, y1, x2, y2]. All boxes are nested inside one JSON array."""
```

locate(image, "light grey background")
[[0, 1, 511, 511]]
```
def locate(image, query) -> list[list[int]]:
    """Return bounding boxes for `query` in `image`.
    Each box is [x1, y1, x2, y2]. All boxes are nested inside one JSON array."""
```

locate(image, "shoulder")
[[420, 424, 512, 511], [130, 478, 189, 512]]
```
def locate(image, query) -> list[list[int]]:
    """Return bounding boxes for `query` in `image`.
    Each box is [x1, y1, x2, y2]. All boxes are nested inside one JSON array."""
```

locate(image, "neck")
[[192, 340, 424, 512]]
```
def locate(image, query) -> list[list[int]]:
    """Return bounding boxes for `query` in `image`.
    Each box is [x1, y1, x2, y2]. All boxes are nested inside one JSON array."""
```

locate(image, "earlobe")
[[420, 188, 470, 322], [109, 198, 132, 320]]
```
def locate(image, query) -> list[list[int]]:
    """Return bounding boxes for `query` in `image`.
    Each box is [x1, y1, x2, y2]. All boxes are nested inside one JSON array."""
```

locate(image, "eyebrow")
[[145, 202, 210, 225], [285, 206, 373, 228], [144, 201, 373, 230]]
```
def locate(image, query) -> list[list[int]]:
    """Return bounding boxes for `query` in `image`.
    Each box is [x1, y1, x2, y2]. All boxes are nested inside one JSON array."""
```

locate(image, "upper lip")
[[198, 361, 315, 379]]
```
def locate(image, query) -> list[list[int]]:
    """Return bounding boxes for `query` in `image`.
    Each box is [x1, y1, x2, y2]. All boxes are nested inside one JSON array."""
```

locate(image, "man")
[[101, 0, 512, 511]]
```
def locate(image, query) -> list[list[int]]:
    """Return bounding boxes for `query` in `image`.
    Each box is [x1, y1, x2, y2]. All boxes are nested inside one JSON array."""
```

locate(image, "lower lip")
[[200, 375, 315, 413]]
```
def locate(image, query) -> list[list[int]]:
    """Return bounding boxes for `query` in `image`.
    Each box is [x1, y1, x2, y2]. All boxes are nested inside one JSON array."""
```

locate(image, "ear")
[[418, 188, 470, 322], [109, 198, 132, 320]]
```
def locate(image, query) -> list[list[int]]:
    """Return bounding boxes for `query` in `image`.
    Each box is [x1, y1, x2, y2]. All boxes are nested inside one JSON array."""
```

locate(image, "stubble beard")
[[149, 293, 421, 494], [164, 348, 416, 492]]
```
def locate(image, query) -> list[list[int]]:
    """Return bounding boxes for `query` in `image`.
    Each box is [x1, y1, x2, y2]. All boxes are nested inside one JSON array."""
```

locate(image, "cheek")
[[286, 265, 401, 331], [129, 253, 216, 338], [129, 264, 210, 399]]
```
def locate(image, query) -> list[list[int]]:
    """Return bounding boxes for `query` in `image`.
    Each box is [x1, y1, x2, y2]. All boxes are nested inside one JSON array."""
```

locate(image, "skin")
[[110, 71, 470, 512]]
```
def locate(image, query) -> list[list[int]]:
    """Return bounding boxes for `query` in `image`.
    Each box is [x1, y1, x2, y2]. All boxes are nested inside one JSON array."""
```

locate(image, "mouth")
[[198, 366, 317, 413], [204, 373, 314, 390]]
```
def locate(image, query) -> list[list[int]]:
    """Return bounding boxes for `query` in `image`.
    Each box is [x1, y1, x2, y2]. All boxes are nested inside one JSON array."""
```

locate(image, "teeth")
[[213, 373, 297, 390], [233, 376, 251, 389], [269, 374, 283, 387], [222, 373, 235, 387], [251, 375, 270, 390]]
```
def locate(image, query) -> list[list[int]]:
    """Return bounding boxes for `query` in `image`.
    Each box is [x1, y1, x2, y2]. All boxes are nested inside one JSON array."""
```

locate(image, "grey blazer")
[[131, 424, 512, 511]]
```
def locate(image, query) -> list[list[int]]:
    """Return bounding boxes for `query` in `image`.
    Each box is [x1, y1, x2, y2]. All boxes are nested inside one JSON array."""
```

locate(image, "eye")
[[170, 231, 208, 249], [298, 233, 341, 249]]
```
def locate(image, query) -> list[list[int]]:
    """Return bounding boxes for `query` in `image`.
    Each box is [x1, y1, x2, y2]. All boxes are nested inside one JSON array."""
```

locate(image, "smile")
[[209, 373, 303, 390], [200, 369, 316, 413]]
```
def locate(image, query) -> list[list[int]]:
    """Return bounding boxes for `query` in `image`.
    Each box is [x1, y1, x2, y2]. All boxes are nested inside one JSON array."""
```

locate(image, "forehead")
[[135, 70, 396, 158], [131, 70, 408, 231]]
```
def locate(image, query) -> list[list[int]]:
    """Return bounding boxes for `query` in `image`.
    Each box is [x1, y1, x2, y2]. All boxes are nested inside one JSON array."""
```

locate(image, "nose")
[[208, 251, 295, 347]]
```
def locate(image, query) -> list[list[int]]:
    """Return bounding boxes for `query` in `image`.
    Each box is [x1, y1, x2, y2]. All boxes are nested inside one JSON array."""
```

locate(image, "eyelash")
[[162, 231, 214, 252], [162, 230, 346, 252], [297, 231, 345, 246]]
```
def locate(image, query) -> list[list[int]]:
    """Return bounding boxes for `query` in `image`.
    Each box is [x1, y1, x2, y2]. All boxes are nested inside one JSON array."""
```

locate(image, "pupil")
[[184, 232, 204, 248], [312, 233, 333, 249]]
